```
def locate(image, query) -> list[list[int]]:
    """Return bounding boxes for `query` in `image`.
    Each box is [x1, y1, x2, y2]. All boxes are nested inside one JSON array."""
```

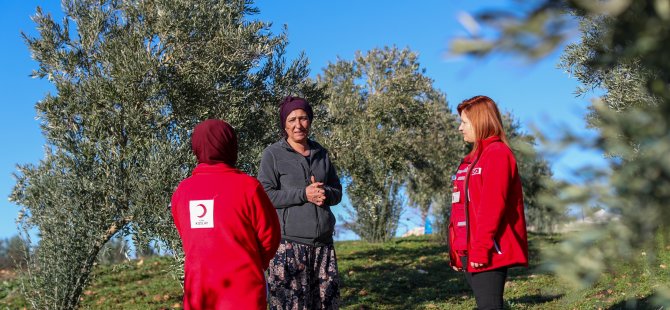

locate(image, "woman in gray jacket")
[[258, 96, 342, 309]]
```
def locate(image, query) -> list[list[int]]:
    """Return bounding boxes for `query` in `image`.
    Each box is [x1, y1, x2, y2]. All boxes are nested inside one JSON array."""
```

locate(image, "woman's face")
[[285, 109, 311, 144], [459, 112, 476, 143]]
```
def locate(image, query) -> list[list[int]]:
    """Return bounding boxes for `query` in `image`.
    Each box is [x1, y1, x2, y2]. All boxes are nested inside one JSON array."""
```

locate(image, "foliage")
[[11, 0, 317, 308], [559, 14, 659, 136], [449, 1, 576, 59], [97, 236, 129, 265], [404, 102, 462, 221], [0, 236, 28, 270], [405, 103, 462, 244], [317, 46, 450, 242], [503, 114, 563, 233], [316, 45, 555, 243], [449, 0, 670, 306]]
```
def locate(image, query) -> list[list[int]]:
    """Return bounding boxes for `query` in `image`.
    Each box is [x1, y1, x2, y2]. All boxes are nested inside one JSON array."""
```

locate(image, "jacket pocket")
[[450, 204, 467, 252], [284, 204, 318, 238], [277, 208, 287, 235], [316, 206, 336, 238]]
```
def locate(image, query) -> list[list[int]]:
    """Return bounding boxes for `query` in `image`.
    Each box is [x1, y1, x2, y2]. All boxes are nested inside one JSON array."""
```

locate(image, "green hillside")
[[2, 234, 668, 309]]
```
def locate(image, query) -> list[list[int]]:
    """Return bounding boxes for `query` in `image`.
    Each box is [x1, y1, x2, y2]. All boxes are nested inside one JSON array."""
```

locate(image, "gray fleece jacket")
[[257, 139, 342, 246]]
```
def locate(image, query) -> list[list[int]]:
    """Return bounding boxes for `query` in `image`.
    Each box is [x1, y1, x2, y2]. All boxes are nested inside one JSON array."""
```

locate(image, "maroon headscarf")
[[191, 119, 238, 166], [279, 96, 313, 137]]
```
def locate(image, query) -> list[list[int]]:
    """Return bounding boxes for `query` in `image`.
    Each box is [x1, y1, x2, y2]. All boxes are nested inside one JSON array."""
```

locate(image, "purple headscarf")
[[279, 96, 313, 137], [191, 119, 238, 166]]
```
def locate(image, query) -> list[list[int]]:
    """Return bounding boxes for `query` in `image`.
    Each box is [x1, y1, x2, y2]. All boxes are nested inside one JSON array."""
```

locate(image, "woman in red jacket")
[[171, 119, 281, 310], [448, 96, 529, 310]]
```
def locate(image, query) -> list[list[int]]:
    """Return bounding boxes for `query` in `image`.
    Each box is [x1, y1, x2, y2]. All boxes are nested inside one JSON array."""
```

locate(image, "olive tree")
[[11, 0, 318, 308], [316, 46, 450, 242], [405, 101, 463, 240]]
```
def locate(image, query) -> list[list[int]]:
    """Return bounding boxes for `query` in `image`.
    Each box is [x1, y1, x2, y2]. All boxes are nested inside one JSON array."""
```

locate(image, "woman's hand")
[[306, 176, 326, 206], [470, 261, 486, 269]]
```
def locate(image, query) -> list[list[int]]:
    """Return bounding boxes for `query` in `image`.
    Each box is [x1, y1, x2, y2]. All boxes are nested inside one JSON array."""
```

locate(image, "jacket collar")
[[464, 136, 502, 162], [480, 135, 502, 150], [192, 163, 238, 175]]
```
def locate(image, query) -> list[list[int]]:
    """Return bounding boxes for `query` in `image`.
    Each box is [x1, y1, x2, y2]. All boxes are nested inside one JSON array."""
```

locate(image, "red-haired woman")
[[448, 95, 529, 310]]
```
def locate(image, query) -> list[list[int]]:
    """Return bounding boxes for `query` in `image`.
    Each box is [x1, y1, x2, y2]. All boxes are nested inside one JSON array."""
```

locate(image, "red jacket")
[[448, 159, 470, 256], [449, 136, 528, 272], [171, 163, 281, 309]]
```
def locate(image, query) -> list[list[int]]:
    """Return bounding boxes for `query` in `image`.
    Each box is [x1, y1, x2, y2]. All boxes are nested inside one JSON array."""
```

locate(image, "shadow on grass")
[[508, 232, 561, 280], [607, 296, 659, 310], [338, 234, 564, 309], [508, 293, 564, 305], [339, 238, 468, 309]]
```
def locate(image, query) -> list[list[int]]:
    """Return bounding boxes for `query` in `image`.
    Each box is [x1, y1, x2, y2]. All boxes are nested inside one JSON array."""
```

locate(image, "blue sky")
[[0, 1, 604, 240]]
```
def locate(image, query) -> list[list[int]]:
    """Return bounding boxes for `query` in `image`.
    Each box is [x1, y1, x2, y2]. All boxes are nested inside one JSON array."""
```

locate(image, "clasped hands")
[[305, 176, 326, 206]]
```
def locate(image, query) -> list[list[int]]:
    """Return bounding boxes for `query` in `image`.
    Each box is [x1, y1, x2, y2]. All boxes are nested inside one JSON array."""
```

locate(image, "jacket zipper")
[[296, 146, 320, 238], [463, 154, 481, 269], [309, 153, 321, 238]]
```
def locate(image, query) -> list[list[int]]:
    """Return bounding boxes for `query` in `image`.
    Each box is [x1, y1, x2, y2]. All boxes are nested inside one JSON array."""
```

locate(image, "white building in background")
[[402, 226, 426, 237], [558, 208, 621, 232]]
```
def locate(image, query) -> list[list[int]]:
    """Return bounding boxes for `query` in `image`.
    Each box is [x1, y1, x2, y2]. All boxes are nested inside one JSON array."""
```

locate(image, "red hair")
[[457, 95, 509, 157]]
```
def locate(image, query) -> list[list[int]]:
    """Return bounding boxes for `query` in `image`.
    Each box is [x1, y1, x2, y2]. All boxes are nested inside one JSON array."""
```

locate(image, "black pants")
[[461, 256, 508, 310]]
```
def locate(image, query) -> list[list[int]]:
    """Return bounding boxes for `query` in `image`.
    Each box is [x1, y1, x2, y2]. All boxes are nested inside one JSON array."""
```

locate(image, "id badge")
[[452, 191, 460, 203]]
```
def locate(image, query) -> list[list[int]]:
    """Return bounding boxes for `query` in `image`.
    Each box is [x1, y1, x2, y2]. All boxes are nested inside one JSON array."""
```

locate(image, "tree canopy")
[[316, 46, 453, 242], [11, 0, 317, 307]]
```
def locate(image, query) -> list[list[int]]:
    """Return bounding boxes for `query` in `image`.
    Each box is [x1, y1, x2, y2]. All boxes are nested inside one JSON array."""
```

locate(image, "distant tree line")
[[0, 236, 27, 270]]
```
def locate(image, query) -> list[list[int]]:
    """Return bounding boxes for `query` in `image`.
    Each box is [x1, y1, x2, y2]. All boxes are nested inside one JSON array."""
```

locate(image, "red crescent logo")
[[196, 204, 207, 218]]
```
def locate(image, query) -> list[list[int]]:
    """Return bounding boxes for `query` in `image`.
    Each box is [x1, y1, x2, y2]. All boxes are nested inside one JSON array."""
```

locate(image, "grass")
[[336, 234, 569, 309], [1, 233, 669, 309], [0, 258, 184, 309], [79, 258, 184, 309]]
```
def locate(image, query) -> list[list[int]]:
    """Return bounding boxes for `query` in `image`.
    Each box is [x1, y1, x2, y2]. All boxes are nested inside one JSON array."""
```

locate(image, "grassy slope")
[[1, 233, 669, 309], [336, 234, 569, 309]]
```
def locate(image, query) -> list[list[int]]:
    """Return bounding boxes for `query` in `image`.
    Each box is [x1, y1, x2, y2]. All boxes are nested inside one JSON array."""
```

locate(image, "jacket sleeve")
[[170, 189, 183, 238], [448, 222, 461, 269], [323, 152, 342, 206], [257, 149, 307, 208], [469, 148, 515, 264], [249, 183, 281, 270]]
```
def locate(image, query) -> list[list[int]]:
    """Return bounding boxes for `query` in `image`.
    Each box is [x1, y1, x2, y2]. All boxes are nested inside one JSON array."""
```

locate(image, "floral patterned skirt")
[[267, 240, 340, 310]]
